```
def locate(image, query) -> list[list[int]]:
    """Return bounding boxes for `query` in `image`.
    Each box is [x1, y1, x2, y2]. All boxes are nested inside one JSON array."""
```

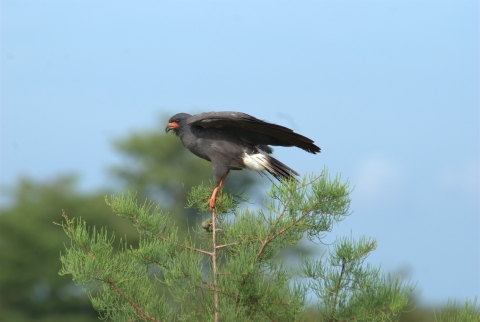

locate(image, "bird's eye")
[[175, 119, 180, 123]]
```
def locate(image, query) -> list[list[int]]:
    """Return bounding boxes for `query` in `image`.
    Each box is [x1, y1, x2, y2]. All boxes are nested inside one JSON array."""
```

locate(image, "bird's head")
[[165, 113, 191, 135]]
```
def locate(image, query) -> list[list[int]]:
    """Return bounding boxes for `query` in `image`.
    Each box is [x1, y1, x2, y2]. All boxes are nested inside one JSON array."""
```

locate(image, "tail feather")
[[264, 155, 299, 182], [243, 153, 298, 182]]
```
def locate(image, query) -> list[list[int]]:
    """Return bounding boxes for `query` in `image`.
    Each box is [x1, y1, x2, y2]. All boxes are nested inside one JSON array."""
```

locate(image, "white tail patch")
[[243, 153, 271, 173]]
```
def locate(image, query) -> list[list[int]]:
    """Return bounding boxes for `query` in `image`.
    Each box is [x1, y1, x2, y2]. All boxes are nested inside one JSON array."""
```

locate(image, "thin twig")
[[329, 260, 347, 322], [216, 242, 238, 249], [254, 200, 321, 263], [256, 304, 277, 322], [123, 211, 213, 256], [211, 208, 220, 322], [60, 213, 159, 321], [106, 278, 160, 322], [347, 307, 395, 321], [235, 177, 323, 313], [59, 211, 96, 260]]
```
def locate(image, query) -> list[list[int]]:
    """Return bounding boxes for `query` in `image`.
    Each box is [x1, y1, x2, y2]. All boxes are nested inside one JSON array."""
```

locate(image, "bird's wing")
[[187, 111, 320, 154]]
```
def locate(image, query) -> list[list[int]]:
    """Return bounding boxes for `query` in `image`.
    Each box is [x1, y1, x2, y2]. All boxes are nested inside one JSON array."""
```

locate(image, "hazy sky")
[[1, 1, 478, 305]]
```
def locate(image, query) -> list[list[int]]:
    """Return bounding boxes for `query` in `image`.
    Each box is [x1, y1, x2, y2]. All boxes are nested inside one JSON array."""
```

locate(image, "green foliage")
[[59, 171, 415, 321], [303, 236, 413, 321], [0, 175, 135, 321], [435, 298, 480, 322], [186, 180, 248, 214], [58, 214, 172, 321]]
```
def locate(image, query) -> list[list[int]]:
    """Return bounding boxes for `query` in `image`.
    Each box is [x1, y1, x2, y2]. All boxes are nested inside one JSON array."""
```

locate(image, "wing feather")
[[187, 111, 320, 154]]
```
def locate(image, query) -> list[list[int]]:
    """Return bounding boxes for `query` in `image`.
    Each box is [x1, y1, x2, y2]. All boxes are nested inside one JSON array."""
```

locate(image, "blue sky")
[[1, 1, 478, 305]]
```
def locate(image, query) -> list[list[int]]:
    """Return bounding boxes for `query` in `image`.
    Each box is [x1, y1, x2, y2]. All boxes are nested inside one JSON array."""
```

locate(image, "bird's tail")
[[264, 155, 299, 182], [243, 153, 299, 182]]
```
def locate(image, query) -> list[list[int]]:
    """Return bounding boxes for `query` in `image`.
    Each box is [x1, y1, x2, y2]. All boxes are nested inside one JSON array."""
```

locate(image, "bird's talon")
[[208, 197, 216, 211]]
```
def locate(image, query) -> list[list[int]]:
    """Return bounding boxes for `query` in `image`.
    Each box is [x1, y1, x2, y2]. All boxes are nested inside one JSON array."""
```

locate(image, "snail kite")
[[165, 111, 320, 210]]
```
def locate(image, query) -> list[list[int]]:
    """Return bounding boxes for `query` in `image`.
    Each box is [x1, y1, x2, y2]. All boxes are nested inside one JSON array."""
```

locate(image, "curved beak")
[[165, 122, 178, 133]]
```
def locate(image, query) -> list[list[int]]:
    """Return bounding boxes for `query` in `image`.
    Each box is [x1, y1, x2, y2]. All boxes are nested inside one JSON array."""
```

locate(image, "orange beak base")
[[165, 121, 179, 133]]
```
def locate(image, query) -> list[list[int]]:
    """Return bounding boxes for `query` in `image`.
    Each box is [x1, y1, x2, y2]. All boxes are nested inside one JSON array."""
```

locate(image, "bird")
[[165, 111, 320, 211]]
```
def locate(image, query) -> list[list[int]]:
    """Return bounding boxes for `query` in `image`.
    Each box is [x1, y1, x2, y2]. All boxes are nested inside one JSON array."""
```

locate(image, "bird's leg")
[[208, 187, 219, 211], [208, 177, 226, 211]]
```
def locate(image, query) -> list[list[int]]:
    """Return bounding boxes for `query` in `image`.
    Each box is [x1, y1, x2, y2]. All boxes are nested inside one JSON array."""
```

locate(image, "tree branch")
[[106, 277, 161, 322], [123, 210, 213, 256], [211, 208, 220, 322], [329, 259, 347, 322]]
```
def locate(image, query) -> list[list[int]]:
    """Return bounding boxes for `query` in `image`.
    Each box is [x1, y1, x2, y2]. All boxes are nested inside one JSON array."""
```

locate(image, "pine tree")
[[58, 170, 415, 321]]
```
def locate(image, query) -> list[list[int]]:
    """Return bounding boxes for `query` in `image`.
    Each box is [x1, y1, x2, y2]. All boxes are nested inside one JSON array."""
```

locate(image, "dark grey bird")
[[165, 111, 320, 210]]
